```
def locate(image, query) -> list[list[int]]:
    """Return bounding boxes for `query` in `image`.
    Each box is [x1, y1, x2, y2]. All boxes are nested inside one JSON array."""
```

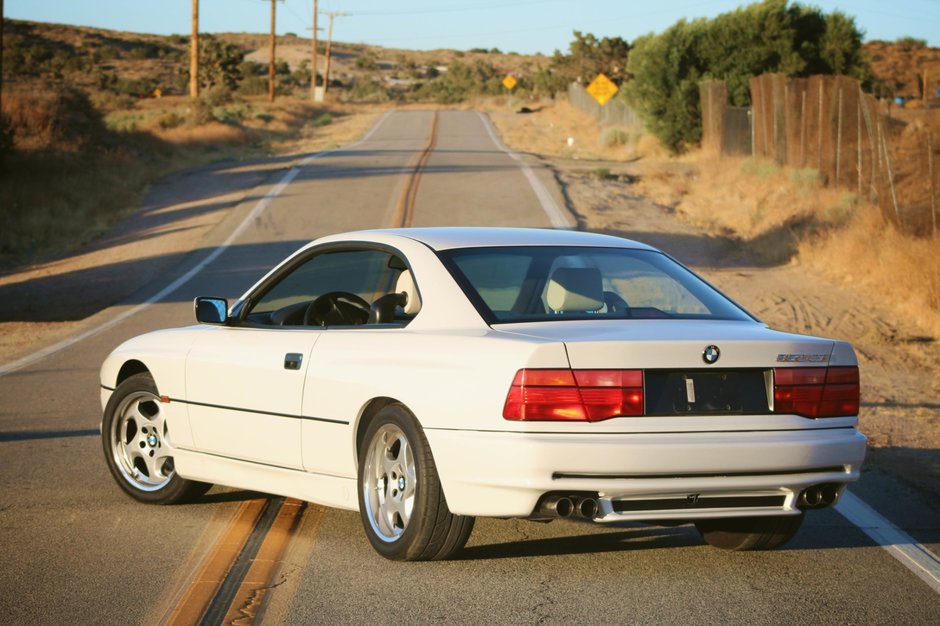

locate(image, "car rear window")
[[439, 246, 754, 324]]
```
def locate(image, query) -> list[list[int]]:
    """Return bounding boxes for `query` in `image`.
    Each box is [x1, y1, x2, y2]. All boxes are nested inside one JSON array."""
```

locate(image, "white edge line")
[[835, 491, 940, 593], [476, 111, 571, 230], [0, 111, 394, 378]]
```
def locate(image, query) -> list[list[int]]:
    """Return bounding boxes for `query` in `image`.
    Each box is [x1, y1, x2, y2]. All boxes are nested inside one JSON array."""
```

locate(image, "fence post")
[[800, 90, 806, 167], [836, 88, 843, 185], [879, 121, 901, 226], [857, 98, 862, 197], [817, 82, 824, 170], [929, 131, 937, 238]]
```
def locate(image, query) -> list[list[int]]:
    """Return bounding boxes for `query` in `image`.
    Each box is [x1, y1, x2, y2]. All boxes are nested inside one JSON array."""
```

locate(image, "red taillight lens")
[[774, 366, 859, 418], [503, 368, 644, 421]]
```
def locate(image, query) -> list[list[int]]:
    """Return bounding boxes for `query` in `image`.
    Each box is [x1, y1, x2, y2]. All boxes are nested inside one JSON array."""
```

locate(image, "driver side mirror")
[[194, 297, 228, 325]]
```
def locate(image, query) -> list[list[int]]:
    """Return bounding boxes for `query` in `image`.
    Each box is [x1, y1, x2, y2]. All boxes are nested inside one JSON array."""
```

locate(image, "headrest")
[[396, 270, 421, 315], [546, 267, 603, 313]]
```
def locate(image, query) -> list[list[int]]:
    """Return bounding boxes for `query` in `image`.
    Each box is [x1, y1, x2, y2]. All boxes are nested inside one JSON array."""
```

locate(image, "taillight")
[[774, 366, 859, 418], [503, 368, 644, 421]]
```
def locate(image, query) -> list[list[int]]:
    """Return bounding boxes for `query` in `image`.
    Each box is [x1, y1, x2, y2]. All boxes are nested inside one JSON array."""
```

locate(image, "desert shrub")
[[347, 76, 391, 103], [789, 167, 822, 192], [740, 157, 780, 179], [309, 113, 333, 127], [212, 104, 248, 125], [416, 59, 502, 103], [200, 85, 234, 107], [599, 127, 631, 147], [355, 52, 378, 70], [156, 111, 186, 130], [91, 90, 137, 112], [3, 84, 109, 152], [238, 76, 268, 96]]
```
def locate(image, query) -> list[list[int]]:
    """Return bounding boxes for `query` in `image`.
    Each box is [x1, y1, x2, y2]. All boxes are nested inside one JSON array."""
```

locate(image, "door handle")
[[284, 353, 303, 370]]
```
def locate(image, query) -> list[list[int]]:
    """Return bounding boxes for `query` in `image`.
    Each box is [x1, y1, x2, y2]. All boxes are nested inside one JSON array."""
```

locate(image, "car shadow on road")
[[457, 523, 701, 560]]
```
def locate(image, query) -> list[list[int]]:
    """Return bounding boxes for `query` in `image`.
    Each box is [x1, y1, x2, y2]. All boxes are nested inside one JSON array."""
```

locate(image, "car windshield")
[[439, 246, 753, 324]]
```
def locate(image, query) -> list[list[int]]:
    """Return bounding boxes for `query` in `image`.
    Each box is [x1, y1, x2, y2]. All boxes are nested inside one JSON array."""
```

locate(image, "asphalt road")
[[0, 110, 938, 625]]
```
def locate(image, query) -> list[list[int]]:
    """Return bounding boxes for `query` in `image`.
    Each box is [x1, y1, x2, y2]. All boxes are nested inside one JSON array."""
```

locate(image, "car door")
[[185, 245, 403, 471], [185, 326, 320, 469]]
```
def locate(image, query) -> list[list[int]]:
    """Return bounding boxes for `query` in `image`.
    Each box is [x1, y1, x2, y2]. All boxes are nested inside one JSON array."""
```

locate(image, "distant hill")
[[3, 19, 937, 105], [864, 39, 940, 102], [1, 19, 548, 102]]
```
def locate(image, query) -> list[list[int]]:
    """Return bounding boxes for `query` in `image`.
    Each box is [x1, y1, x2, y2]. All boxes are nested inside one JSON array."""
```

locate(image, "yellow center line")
[[393, 110, 440, 228], [164, 498, 267, 626], [221, 499, 309, 624]]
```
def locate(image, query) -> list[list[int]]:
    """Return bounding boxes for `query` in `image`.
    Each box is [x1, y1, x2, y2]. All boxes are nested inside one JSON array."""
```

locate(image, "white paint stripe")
[[0, 111, 393, 378], [475, 111, 571, 230], [835, 491, 940, 593]]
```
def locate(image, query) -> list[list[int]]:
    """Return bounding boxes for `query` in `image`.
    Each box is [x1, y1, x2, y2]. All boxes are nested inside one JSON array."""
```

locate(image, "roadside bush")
[[599, 127, 632, 147], [347, 76, 391, 103], [625, 0, 871, 152], [238, 75, 268, 96], [309, 113, 333, 127], [2, 84, 109, 152], [417, 59, 502, 103]]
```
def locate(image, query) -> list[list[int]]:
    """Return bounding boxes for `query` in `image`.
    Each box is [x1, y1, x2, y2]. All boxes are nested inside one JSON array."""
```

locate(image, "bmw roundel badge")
[[702, 345, 720, 364]]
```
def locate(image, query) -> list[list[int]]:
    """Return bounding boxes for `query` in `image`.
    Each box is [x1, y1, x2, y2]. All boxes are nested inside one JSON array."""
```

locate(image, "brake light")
[[503, 368, 644, 421], [774, 366, 859, 418]]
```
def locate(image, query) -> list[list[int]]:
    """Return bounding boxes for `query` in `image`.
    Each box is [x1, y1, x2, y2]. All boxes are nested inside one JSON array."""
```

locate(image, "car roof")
[[317, 227, 657, 252]]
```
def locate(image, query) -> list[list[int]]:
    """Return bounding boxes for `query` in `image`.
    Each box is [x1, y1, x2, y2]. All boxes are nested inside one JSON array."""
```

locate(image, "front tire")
[[102, 372, 209, 504], [357, 404, 474, 561], [695, 513, 804, 551]]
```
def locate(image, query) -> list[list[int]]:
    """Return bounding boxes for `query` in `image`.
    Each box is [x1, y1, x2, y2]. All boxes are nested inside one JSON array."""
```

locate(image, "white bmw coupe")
[[100, 227, 866, 560]]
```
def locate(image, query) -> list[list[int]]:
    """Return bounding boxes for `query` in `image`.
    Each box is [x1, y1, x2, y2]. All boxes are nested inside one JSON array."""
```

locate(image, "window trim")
[[231, 241, 420, 329]]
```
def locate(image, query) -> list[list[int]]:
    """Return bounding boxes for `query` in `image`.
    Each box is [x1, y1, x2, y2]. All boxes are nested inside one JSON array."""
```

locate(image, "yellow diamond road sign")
[[502, 75, 518, 90], [586, 73, 618, 106]]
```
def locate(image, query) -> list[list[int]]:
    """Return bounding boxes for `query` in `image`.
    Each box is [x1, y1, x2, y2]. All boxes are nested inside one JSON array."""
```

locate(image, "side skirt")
[[174, 448, 359, 512]]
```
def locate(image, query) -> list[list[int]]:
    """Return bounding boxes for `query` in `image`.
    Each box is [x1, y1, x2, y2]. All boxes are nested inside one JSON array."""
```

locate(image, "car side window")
[[246, 249, 405, 326]]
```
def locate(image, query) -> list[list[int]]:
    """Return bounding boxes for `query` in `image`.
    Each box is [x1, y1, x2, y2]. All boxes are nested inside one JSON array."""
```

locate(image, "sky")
[[5, 0, 940, 55]]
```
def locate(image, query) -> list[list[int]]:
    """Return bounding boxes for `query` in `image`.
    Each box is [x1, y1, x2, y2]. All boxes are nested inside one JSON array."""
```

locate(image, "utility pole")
[[190, 0, 199, 99], [310, 0, 318, 100], [321, 10, 347, 97], [268, 0, 278, 102]]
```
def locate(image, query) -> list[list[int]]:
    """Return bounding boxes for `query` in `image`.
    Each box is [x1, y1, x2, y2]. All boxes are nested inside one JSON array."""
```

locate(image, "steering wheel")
[[604, 291, 632, 316], [304, 291, 371, 326]]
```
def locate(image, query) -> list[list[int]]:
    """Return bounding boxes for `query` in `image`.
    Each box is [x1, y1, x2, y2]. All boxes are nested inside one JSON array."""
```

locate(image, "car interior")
[[243, 250, 421, 328]]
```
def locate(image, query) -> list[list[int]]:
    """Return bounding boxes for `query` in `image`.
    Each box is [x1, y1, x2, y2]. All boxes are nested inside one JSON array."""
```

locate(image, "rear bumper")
[[425, 426, 867, 519]]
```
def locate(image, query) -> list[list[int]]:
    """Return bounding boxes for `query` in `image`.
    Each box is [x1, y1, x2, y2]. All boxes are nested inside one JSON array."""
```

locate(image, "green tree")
[[551, 31, 631, 84], [181, 35, 244, 91], [625, 0, 872, 151]]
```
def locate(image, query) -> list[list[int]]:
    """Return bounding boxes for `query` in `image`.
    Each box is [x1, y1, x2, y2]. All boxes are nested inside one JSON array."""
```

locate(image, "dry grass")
[[484, 98, 664, 161], [801, 208, 940, 337]]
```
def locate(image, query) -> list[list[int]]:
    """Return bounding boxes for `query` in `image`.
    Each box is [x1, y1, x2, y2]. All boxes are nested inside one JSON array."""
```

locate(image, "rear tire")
[[695, 513, 804, 551], [102, 372, 209, 504], [357, 403, 474, 561]]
